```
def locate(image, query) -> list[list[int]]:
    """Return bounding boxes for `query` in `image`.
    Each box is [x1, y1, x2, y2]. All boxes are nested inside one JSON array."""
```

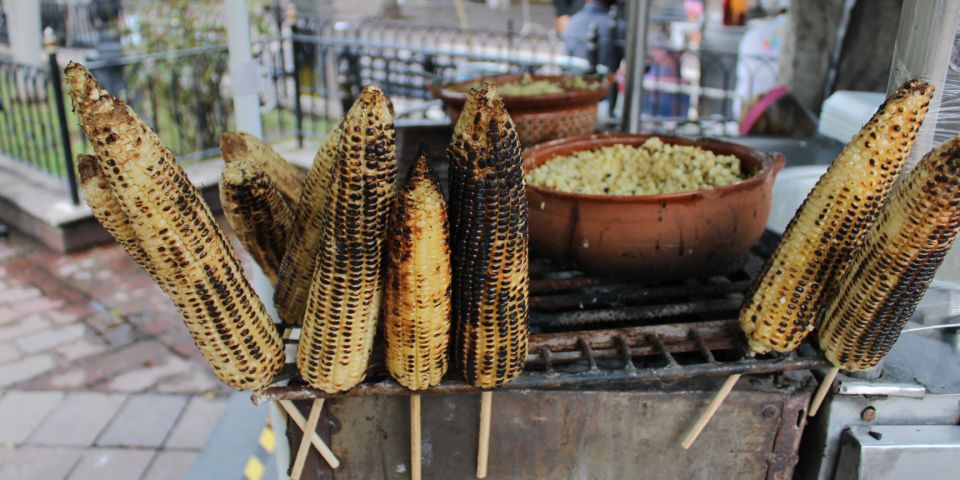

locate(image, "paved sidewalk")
[[0, 391, 226, 479], [0, 226, 247, 479]]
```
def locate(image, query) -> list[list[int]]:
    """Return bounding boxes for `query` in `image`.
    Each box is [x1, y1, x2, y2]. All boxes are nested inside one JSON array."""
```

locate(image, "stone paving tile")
[[27, 392, 127, 447], [0, 311, 18, 326], [155, 369, 225, 395], [23, 340, 169, 390], [165, 396, 228, 449], [55, 335, 108, 363], [67, 448, 155, 480], [97, 394, 188, 448], [0, 315, 51, 342], [0, 343, 19, 364], [142, 450, 199, 480], [0, 286, 41, 305], [0, 354, 58, 388], [0, 446, 84, 480], [5, 297, 65, 319], [0, 228, 241, 395], [105, 355, 194, 393], [15, 324, 87, 354], [0, 391, 64, 443]]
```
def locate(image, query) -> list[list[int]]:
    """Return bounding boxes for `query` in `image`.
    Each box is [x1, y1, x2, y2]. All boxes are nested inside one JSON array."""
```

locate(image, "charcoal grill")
[[253, 231, 827, 479], [252, 131, 826, 478], [254, 231, 828, 404]]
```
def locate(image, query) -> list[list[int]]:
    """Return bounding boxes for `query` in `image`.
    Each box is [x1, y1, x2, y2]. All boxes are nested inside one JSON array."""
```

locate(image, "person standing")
[[561, 0, 625, 72]]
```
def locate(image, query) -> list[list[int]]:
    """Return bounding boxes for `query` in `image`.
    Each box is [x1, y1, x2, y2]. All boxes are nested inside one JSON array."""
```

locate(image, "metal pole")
[[49, 52, 79, 205], [225, 0, 263, 138], [620, 0, 651, 134], [887, 0, 960, 170]]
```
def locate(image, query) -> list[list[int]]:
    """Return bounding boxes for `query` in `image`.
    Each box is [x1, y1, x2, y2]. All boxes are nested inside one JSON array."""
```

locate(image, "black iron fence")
[[0, 18, 779, 205], [0, 53, 77, 202]]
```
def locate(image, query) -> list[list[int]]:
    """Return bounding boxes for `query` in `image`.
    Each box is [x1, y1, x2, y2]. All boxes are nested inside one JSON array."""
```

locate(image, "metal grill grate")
[[252, 232, 830, 404]]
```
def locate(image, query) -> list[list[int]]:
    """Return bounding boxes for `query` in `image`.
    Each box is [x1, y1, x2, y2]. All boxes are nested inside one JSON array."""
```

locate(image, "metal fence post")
[[48, 52, 78, 205], [291, 33, 304, 148]]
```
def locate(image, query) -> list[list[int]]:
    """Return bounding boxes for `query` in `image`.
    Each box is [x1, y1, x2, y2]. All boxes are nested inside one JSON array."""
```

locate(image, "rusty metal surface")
[[285, 371, 815, 480], [252, 319, 829, 404], [765, 377, 814, 480]]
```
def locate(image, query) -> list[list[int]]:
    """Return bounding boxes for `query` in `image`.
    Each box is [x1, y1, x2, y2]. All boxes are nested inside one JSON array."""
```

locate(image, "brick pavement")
[[0, 227, 241, 479]]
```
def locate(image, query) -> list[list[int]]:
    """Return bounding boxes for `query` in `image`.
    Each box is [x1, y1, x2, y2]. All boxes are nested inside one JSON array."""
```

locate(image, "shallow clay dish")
[[428, 74, 610, 146], [523, 133, 785, 280]]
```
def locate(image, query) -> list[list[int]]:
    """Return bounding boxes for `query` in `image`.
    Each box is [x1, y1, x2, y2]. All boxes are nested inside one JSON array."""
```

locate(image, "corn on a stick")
[[448, 84, 529, 389], [219, 137, 295, 283], [382, 150, 451, 480], [808, 134, 960, 416], [77, 153, 154, 276], [741, 80, 932, 354], [221, 131, 303, 207], [384, 150, 452, 391], [683, 80, 933, 448], [273, 125, 341, 325], [67, 62, 284, 390], [296, 86, 398, 393], [447, 84, 529, 479]]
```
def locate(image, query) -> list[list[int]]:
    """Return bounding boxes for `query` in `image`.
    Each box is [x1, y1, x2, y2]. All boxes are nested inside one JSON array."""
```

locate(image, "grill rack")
[[252, 232, 830, 404]]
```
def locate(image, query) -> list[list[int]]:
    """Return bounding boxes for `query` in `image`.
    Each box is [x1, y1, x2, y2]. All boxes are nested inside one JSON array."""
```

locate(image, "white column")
[[621, 0, 652, 133], [225, 0, 275, 321], [888, 0, 960, 170], [7, 0, 43, 65], [225, 0, 263, 138]]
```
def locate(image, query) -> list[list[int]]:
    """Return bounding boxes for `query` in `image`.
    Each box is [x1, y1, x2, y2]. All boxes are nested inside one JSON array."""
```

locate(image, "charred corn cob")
[[384, 150, 452, 391], [219, 140, 295, 284], [77, 153, 155, 276], [221, 131, 304, 207], [66, 62, 284, 390], [448, 84, 529, 389], [272, 125, 341, 325], [296, 86, 398, 392], [819, 135, 960, 370], [740, 80, 933, 354]]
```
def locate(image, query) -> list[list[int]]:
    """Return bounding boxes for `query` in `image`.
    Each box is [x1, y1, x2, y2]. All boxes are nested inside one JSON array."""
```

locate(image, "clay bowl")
[[427, 74, 610, 146], [523, 133, 785, 281]]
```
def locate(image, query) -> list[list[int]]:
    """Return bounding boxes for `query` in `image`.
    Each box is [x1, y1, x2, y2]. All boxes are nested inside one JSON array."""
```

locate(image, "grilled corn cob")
[[449, 84, 529, 388], [384, 150, 452, 390], [819, 135, 960, 370], [740, 80, 933, 354], [66, 62, 284, 390], [219, 141, 295, 284], [296, 86, 398, 392], [272, 125, 341, 325], [221, 131, 304, 207], [77, 153, 155, 277]]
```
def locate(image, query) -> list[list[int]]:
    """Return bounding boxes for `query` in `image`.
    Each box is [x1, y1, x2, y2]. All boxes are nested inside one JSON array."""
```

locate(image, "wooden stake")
[[411, 394, 422, 480], [278, 400, 340, 469], [477, 391, 493, 478], [681, 374, 741, 449], [808, 367, 840, 417], [291, 399, 323, 480]]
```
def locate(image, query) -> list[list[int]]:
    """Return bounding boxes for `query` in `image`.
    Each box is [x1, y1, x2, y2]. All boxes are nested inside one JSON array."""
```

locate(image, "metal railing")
[[0, 53, 77, 203], [0, 17, 782, 205]]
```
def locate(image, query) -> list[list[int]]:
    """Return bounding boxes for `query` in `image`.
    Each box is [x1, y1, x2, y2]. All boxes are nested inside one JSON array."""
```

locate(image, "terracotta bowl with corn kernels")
[[523, 133, 785, 280]]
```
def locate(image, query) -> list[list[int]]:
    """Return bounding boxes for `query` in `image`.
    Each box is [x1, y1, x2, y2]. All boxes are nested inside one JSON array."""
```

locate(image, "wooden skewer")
[[476, 391, 493, 478], [808, 367, 840, 417], [411, 394, 422, 480], [278, 400, 340, 469], [680, 373, 741, 449], [291, 399, 324, 480]]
